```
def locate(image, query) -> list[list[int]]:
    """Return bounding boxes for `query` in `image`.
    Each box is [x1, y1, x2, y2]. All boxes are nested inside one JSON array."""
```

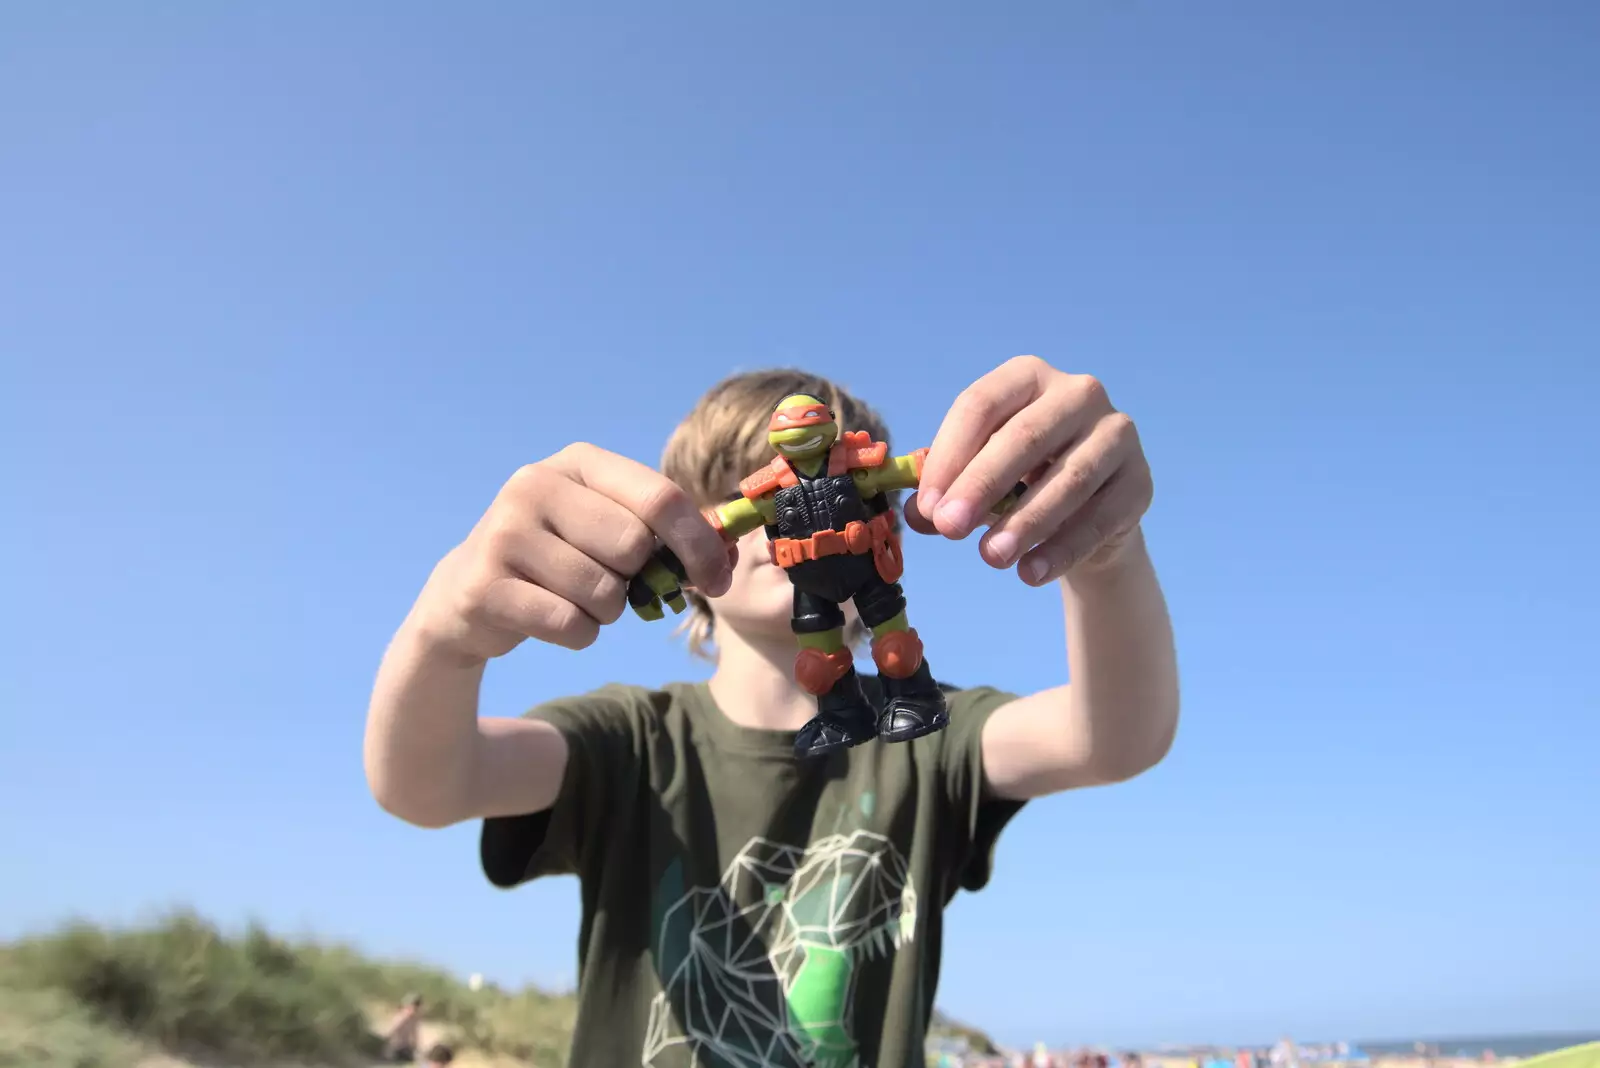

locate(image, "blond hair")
[[660, 368, 897, 660]]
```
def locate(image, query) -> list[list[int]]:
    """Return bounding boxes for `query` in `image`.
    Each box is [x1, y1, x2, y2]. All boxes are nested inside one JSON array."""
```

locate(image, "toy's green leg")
[[869, 610, 910, 640], [797, 627, 845, 652]]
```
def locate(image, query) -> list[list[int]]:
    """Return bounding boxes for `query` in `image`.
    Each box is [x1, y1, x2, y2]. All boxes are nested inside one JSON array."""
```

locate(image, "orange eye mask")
[[769, 405, 832, 431]]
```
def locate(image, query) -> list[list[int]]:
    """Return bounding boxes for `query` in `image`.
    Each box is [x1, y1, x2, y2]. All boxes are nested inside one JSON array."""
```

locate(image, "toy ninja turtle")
[[628, 393, 1023, 760]]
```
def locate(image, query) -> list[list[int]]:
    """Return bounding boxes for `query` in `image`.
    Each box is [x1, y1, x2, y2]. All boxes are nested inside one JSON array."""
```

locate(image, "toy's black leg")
[[854, 574, 949, 743], [789, 587, 877, 759]]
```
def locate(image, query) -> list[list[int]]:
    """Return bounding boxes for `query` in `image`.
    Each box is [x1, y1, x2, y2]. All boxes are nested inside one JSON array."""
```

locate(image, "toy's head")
[[767, 393, 838, 462]]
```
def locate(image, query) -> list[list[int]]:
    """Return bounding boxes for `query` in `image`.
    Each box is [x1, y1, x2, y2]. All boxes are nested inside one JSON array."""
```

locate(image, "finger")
[[548, 444, 732, 596], [476, 575, 601, 650], [933, 391, 1086, 540], [901, 492, 939, 536], [917, 355, 1049, 519], [977, 412, 1131, 569], [1015, 468, 1149, 586], [503, 526, 629, 626], [554, 481, 735, 594], [536, 478, 661, 586]]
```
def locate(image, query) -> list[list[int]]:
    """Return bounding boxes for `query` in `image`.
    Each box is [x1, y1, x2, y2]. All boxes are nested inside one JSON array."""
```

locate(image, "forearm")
[[364, 618, 488, 828], [1059, 527, 1179, 779]]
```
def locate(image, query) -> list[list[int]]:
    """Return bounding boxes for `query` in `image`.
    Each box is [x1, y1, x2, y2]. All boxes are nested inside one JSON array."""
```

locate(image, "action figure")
[[628, 393, 1022, 760]]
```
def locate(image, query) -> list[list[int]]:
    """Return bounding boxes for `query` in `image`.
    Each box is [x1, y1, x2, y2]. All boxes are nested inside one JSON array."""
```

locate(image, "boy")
[[365, 356, 1179, 1067]]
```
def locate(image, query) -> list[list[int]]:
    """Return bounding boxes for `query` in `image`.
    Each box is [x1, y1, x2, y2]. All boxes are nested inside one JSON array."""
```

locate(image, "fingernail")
[[1023, 557, 1051, 584], [935, 498, 974, 535], [919, 488, 943, 515], [706, 569, 733, 597], [987, 531, 1018, 566]]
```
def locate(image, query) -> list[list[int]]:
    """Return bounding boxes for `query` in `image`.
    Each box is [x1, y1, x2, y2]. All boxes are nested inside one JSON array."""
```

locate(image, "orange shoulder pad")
[[739, 456, 797, 499], [829, 430, 889, 474]]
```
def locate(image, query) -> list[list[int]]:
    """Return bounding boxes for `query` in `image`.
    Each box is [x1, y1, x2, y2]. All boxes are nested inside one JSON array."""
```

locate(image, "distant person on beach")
[[365, 363, 1179, 1066], [381, 993, 422, 1062]]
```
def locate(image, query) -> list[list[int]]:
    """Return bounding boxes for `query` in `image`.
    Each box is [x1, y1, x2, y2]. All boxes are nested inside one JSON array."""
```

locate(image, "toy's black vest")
[[770, 468, 867, 540]]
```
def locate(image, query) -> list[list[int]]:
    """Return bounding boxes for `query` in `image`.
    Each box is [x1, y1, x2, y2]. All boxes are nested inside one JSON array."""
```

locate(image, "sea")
[[1355, 1034, 1600, 1059]]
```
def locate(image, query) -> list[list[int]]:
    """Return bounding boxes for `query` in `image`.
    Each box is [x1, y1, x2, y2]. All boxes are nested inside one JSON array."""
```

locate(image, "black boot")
[[793, 668, 879, 759], [877, 659, 949, 743]]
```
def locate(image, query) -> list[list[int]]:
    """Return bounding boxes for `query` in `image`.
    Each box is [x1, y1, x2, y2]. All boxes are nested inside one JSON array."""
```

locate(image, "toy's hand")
[[907, 355, 1153, 585], [626, 546, 691, 622], [990, 480, 1029, 518]]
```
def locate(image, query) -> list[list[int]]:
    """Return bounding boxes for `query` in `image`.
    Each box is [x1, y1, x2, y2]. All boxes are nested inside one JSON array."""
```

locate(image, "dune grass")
[[0, 909, 990, 1066], [0, 984, 147, 1068], [0, 910, 573, 1067]]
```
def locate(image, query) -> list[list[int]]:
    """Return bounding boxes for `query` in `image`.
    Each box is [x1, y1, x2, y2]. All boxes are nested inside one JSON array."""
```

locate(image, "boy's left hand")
[[907, 355, 1153, 585]]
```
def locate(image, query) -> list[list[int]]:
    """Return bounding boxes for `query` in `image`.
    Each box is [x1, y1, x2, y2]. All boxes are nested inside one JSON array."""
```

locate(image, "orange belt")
[[769, 512, 903, 583]]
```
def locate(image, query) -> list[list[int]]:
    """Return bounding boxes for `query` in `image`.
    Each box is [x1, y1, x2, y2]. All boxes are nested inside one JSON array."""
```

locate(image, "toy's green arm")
[[851, 447, 929, 496], [708, 495, 774, 537], [855, 446, 1027, 515], [626, 495, 773, 622]]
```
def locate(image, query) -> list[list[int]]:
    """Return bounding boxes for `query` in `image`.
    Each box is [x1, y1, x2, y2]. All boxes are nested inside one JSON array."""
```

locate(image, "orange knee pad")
[[871, 628, 923, 679], [795, 646, 853, 695]]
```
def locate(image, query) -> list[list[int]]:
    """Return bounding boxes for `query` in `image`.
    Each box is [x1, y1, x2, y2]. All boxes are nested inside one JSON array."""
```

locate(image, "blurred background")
[[3, 1, 1597, 1060]]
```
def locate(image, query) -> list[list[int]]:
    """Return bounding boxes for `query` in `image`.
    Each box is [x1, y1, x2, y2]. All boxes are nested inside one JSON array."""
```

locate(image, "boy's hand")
[[908, 355, 1153, 585], [407, 443, 735, 661]]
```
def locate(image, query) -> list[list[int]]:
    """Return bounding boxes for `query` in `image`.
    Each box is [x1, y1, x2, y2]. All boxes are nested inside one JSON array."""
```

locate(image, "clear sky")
[[3, 1, 1597, 1051]]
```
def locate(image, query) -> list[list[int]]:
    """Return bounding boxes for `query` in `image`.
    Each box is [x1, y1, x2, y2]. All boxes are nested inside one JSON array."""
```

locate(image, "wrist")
[[393, 610, 492, 673], [1060, 525, 1149, 592]]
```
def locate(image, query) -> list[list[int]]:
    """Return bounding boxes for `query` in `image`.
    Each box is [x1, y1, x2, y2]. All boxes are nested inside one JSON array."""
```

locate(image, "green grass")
[[0, 910, 990, 1067], [0, 910, 576, 1067], [0, 911, 384, 1066], [0, 985, 145, 1068]]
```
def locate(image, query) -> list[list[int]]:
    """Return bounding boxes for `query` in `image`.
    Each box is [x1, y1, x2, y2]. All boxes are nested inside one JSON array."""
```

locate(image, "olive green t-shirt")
[[479, 676, 1024, 1068]]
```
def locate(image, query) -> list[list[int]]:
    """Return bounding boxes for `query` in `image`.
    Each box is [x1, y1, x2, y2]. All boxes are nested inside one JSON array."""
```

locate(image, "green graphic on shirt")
[[786, 945, 854, 1066], [782, 875, 855, 1065], [645, 829, 918, 1068]]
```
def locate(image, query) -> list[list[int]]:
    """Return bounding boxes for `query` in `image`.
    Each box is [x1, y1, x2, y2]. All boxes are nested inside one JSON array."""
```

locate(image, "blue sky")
[[3, 1, 1597, 1051]]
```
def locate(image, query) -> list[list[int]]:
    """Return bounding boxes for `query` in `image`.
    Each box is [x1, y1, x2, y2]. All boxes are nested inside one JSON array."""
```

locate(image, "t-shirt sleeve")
[[478, 685, 647, 890], [936, 683, 1026, 894]]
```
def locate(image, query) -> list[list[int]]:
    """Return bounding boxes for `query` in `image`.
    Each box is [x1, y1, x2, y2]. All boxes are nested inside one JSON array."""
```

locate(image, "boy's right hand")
[[407, 443, 735, 662]]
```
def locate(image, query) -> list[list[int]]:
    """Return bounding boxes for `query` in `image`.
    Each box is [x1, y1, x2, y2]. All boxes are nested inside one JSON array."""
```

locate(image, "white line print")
[[643, 829, 919, 1068]]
